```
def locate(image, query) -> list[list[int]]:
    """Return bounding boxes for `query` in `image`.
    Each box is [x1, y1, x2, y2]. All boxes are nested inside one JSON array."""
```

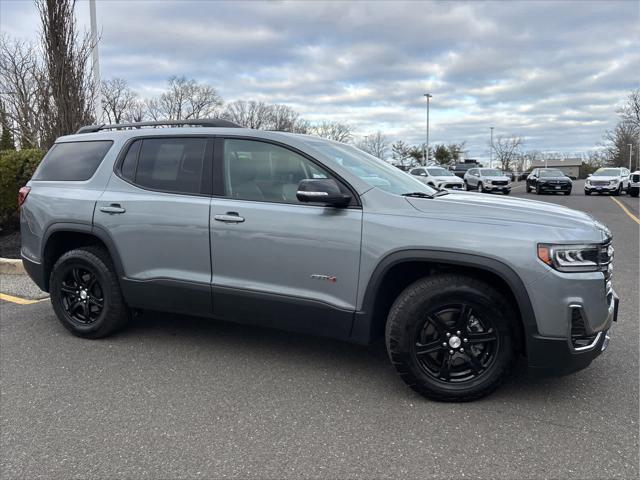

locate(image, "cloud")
[[1, 0, 638, 158]]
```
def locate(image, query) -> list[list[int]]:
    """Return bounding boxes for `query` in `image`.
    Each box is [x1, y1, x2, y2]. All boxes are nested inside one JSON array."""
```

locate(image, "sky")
[[1, 0, 638, 160]]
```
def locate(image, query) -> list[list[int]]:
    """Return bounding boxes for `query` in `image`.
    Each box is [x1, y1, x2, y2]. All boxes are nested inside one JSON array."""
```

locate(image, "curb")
[[0, 258, 25, 275]]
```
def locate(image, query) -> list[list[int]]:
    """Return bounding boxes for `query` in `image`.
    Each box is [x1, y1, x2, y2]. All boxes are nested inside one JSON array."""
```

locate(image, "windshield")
[[539, 169, 565, 177], [426, 167, 450, 176], [593, 168, 620, 176], [480, 169, 502, 177], [306, 141, 438, 195]]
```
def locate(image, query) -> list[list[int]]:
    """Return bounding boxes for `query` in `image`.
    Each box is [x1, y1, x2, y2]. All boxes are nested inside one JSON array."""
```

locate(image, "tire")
[[584, 190, 591, 195], [564, 190, 571, 196], [463, 181, 469, 191], [630, 187, 639, 198], [49, 246, 130, 338], [535, 184, 541, 195], [613, 184, 622, 196], [503, 190, 510, 195], [478, 182, 484, 193], [525, 184, 531, 193], [385, 274, 514, 402]]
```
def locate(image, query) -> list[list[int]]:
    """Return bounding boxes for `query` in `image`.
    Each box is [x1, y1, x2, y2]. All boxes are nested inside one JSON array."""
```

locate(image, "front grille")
[[591, 180, 609, 186], [492, 180, 508, 186], [444, 183, 463, 189]]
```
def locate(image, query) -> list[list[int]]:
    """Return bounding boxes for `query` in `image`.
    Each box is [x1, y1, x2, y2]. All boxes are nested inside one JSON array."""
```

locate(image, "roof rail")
[[75, 119, 242, 134]]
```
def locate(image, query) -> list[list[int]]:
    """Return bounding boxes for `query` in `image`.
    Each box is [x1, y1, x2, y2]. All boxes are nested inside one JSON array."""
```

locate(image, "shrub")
[[0, 149, 45, 230]]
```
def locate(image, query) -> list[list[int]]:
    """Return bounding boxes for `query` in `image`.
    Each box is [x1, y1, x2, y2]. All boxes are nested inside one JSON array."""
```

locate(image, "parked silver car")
[[463, 168, 512, 194], [19, 120, 617, 402], [629, 170, 640, 197], [584, 167, 630, 195], [408, 166, 465, 190]]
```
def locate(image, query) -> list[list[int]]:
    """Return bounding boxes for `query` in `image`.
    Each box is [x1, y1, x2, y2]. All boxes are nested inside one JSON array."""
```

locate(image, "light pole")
[[628, 143, 633, 171], [90, 0, 102, 123], [424, 93, 432, 166], [489, 126, 494, 168]]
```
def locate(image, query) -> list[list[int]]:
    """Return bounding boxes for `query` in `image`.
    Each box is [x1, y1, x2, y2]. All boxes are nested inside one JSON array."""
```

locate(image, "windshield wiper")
[[401, 192, 434, 198]]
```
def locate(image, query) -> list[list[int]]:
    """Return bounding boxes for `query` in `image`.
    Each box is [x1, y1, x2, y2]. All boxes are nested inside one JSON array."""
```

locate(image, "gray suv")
[[19, 120, 618, 402]]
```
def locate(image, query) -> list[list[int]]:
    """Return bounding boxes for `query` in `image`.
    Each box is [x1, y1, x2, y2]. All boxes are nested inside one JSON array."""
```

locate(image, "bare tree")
[[147, 76, 223, 121], [391, 140, 411, 169], [36, 0, 96, 148], [447, 142, 466, 162], [222, 100, 272, 129], [357, 131, 389, 159], [0, 35, 41, 147], [266, 104, 309, 133], [310, 121, 353, 143], [617, 88, 640, 131], [491, 135, 523, 171], [101, 78, 139, 124], [602, 121, 639, 169]]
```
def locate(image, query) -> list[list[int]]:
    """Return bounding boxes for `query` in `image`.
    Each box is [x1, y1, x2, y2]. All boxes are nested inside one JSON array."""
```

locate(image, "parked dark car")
[[526, 168, 573, 195], [449, 162, 480, 178], [519, 168, 534, 181]]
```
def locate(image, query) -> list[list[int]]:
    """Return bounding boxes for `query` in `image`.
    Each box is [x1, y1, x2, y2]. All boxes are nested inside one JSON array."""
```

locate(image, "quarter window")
[[33, 141, 113, 181], [223, 139, 343, 204]]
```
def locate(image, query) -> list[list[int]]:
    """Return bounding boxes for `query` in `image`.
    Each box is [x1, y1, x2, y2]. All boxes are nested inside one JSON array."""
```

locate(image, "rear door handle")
[[214, 212, 245, 223], [99, 204, 126, 214]]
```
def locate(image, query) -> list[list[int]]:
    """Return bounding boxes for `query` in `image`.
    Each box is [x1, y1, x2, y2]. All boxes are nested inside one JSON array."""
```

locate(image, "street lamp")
[[628, 143, 633, 171], [89, 0, 102, 123], [489, 126, 494, 168], [424, 93, 432, 166]]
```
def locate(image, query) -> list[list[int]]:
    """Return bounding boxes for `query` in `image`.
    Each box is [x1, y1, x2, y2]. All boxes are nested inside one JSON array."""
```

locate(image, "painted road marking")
[[610, 197, 640, 225], [0, 293, 48, 305]]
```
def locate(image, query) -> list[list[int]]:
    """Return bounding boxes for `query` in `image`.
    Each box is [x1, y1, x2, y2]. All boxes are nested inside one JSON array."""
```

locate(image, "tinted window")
[[412, 168, 425, 176], [224, 139, 340, 204], [120, 140, 141, 182], [135, 138, 207, 194], [33, 141, 113, 181]]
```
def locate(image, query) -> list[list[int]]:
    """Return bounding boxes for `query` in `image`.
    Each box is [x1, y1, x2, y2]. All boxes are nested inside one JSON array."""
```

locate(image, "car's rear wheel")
[[385, 274, 514, 402], [50, 246, 130, 338]]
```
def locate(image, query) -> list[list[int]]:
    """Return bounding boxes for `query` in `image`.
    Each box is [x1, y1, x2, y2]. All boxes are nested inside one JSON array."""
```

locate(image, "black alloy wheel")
[[413, 304, 498, 383], [59, 264, 104, 325]]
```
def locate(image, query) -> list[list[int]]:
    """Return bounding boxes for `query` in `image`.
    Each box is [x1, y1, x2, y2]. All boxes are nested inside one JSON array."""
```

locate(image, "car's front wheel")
[[478, 182, 485, 193], [630, 187, 639, 198], [385, 274, 514, 402], [49, 246, 130, 338]]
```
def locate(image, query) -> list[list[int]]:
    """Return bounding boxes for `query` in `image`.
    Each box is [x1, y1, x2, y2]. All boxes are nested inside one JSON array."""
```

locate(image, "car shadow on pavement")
[[121, 310, 597, 404]]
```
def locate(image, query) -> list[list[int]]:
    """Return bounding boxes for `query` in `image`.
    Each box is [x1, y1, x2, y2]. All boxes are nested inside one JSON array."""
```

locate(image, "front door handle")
[[214, 212, 245, 223], [99, 204, 126, 214]]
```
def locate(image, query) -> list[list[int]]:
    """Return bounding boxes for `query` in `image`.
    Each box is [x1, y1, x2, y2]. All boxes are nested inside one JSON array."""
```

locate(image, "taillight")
[[18, 186, 31, 207]]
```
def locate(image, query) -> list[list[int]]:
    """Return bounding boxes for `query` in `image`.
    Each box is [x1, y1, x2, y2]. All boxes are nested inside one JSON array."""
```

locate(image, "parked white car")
[[629, 170, 640, 197], [408, 166, 465, 190], [584, 167, 630, 196], [463, 168, 512, 194]]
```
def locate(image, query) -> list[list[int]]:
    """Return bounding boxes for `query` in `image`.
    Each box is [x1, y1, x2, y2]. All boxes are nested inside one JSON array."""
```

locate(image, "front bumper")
[[484, 184, 511, 192], [438, 182, 465, 191], [585, 183, 619, 193], [537, 182, 572, 192], [526, 289, 618, 377]]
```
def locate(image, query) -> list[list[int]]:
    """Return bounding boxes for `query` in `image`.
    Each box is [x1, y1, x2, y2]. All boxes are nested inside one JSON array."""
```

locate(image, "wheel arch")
[[41, 223, 125, 291], [350, 249, 537, 354]]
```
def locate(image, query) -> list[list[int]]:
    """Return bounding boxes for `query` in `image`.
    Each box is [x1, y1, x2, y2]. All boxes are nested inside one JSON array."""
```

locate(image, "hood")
[[537, 176, 571, 181], [406, 191, 601, 231], [481, 175, 510, 182], [587, 176, 620, 181], [432, 175, 463, 182]]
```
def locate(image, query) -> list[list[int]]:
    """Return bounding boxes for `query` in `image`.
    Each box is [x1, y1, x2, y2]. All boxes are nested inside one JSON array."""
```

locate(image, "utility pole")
[[424, 93, 432, 166], [629, 143, 633, 171], [90, 0, 102, 123], [489, 126, 494, 168]]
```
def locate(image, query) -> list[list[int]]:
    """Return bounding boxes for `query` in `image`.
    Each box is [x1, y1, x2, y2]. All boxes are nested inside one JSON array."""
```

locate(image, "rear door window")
[[33, 141, 113, 181], [123, 138, 208, 195]]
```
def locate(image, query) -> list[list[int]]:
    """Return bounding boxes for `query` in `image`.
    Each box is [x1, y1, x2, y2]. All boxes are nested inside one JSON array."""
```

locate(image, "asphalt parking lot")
[[1, 180, 638, 479]]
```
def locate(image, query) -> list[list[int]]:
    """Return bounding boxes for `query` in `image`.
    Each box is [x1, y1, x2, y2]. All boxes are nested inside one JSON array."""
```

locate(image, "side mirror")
[[297, 179, 352, 207]]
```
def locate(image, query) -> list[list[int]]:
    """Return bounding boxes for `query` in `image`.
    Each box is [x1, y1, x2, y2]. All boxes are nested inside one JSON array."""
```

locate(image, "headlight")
[[537, 244, 608, 272], [610, 180, 618, 185]]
